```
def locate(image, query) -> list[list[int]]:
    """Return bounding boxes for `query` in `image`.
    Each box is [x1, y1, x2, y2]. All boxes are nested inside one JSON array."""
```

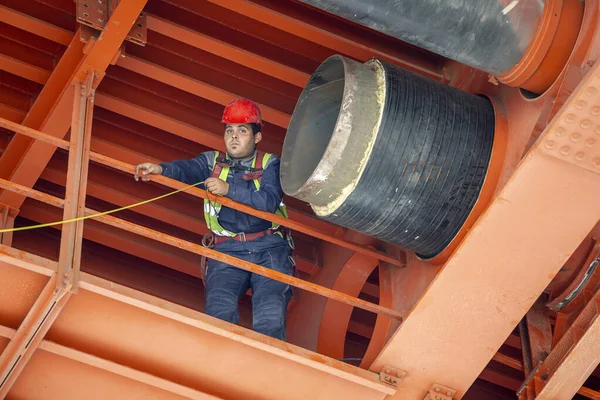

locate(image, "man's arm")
[[226, 156, 284, 213], [159, 152, 213, 185]]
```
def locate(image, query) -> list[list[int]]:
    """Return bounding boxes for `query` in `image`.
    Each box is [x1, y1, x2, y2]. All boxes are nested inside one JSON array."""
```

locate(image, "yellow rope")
[[0, 180, 205, 233]]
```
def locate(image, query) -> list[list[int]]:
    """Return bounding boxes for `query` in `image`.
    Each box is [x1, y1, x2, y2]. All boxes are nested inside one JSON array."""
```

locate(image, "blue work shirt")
[[159, 150, 284, 235]]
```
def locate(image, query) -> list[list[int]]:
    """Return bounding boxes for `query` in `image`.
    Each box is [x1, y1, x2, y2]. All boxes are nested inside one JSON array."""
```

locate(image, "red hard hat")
[[221, 98, 263, 127]]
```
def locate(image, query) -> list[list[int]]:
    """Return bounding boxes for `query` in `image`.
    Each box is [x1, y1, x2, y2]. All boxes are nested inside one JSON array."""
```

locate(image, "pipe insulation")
[[280, 55, 496, 258]]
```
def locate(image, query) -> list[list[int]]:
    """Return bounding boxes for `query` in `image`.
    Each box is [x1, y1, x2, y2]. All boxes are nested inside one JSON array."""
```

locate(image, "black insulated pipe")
[[280, 55, 495, 258], [296, 0, 545, 76]]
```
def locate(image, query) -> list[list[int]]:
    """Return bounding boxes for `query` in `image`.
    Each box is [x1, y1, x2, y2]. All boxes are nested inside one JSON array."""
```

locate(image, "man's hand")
[[135, 163, 162, 181], [205, 177, 229, 196]]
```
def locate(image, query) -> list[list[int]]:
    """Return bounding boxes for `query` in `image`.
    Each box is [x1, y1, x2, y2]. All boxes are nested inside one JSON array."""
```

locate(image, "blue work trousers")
[[204, 237, 293, 341]]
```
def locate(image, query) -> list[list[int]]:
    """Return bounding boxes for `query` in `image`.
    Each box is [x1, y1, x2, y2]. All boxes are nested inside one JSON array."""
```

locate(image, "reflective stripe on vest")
[[203, 151, 288, 237]]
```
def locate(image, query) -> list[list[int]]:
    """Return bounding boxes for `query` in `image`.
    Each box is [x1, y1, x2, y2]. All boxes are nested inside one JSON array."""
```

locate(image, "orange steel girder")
[[369, 58, 600, 398], [0, 244, 395, 400], [0, 0, 148, 212]]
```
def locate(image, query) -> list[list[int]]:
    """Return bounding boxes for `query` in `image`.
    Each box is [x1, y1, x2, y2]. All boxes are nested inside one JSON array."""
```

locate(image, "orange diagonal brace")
[[369, 60, 600, 397], [0, 0, 148, 212], [0, 274, 71, 398]]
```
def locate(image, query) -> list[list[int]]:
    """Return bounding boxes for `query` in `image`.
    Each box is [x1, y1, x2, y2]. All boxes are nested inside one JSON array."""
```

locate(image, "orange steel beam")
[[0, 6, 309, 92], [94, 92, 285, 155], [369, 62, 600, 397], [203, 0, 444, 81], [0, 5, 72, 46], [0, 325, 224, 399], [0, 246, 394, 399], [146, 14, 310, 88], [56, 74, 95, 292], [0, 53, 50, 84], [535, 288, 600, 399], [0, 274, 71, 398], [0, 104, 25, 123], [0, 115, 404, 266], [0, 0, 148, 212], [0, 177, 402, 321], [117, 54, 291, 128]]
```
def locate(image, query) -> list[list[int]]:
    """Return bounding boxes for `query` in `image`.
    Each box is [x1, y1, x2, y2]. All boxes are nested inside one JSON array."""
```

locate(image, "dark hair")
[[249, 123, 261, 135]]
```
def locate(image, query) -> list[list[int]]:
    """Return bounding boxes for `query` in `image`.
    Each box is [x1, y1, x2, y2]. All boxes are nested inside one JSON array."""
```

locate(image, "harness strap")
[[211, 151, 266, 182]]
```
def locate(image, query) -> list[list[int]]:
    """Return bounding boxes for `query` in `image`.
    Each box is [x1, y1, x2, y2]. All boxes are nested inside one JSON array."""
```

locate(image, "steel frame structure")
[[0, 0, 599, 399]]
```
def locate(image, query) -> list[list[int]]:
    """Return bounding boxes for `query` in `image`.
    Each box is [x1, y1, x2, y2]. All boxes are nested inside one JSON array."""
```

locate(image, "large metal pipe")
[[281, 55, 496, 258], [297, 0, 544, 76], [297, 0, 585, 93]]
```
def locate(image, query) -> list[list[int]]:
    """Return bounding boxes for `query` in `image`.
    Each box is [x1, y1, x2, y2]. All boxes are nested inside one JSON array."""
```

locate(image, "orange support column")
[[57, 73, 95, 292]]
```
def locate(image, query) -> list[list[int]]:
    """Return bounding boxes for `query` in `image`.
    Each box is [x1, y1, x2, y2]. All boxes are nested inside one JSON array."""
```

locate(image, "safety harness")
[[203, 150, 288, 240]]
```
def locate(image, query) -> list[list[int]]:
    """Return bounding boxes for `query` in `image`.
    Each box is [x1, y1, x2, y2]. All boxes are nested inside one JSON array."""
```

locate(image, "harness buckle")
[[285, 228, 295, 250], [201, 232, 215, 248]]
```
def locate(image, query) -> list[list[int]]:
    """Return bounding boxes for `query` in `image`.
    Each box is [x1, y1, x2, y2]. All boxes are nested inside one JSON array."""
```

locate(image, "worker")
[[133, 98, 294, 341]]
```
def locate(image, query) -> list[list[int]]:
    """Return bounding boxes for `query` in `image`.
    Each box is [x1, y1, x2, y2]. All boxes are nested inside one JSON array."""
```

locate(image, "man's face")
[[224, 124, 262, 159]]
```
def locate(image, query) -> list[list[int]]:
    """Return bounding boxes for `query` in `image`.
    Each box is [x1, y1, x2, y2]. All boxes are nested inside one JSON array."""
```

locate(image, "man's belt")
[[202, 228, 284, 248]]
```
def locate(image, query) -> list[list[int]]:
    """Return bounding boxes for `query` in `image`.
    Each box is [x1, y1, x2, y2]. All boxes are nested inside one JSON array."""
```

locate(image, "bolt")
[[385, 369, 391, 374], [541, 374, 548, 381], [396, 372, 402, 378], [447, 392, 452, 396], [585, 87, 597, 97], [435, 387, 440, 392]]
